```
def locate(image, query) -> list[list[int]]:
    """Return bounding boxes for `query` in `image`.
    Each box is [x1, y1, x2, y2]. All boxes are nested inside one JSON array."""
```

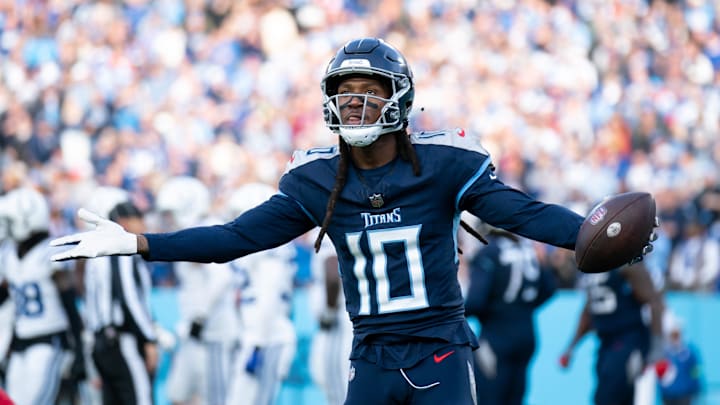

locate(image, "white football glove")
[[50, 208, 138, 261]]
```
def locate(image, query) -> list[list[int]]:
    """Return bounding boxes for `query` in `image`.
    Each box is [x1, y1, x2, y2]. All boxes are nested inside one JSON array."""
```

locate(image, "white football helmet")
[[226, 182, 276, 219], [0, 187, 50, 241], [155, 176, 211, 229]]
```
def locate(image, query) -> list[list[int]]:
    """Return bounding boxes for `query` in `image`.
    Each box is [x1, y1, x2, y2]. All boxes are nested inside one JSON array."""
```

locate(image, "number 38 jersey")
[[146, 129, 583, 368], [0, 238, 69, 339]]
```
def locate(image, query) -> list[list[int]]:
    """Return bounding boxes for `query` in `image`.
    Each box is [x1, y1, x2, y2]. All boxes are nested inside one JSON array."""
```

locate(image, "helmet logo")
[[340, 59, 371, 68]]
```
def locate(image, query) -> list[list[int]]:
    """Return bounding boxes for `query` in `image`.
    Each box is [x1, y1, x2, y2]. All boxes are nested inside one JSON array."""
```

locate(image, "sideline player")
[[157, 177, 239, 405], [51, 38, 656, 404], [465, 223, 557, 405], [559, 262, 665, 405], [308, 239, 353, 405], [0, 187, 86, 404], [224, 183, 298, 405]]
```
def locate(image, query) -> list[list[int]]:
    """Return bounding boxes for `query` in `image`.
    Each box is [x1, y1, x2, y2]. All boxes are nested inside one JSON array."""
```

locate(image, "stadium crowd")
[[1, 0, 719, 293]]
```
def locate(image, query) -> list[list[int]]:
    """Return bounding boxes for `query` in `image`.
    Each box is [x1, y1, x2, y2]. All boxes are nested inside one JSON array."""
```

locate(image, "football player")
[[157, 177, 239, 405], [308, 238, 353, 405], [559, 261, 665, 405], [0, 246, 12, 388], [0, 187, 86, 404], [465, 223, 557, 405], [223, 183, 298, 405], [51, 38, 656, 404]]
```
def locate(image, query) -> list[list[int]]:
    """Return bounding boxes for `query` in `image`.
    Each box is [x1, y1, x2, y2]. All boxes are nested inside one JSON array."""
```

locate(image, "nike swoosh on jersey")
[[433, 350, 455, 363]]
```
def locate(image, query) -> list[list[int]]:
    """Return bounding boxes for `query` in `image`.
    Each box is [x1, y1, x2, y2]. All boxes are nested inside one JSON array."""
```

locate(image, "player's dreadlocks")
[[313, 131, 486, 252]]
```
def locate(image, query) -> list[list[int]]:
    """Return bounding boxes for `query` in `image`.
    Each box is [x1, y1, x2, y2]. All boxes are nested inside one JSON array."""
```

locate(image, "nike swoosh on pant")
[[433, 350, 455, 363]]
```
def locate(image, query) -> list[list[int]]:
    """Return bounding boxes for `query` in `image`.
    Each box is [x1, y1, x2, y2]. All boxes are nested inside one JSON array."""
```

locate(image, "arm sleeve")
[[55, 274, 85, 352], [145, 194, 315, 263], [0, 284, 7, 306], [459, 167, 583, 250]]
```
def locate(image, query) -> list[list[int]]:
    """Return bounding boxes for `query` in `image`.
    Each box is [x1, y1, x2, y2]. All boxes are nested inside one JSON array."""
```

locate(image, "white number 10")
[[346, 225, 429, 315]]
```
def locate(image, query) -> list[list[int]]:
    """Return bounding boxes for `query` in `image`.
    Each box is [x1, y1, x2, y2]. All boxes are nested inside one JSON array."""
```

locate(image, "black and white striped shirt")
[[84, 255, 156, 341]]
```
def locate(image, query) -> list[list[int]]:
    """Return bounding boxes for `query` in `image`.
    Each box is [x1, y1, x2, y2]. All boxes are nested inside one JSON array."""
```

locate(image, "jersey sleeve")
[[415, 129, 583, 249], [145, 194, 315, 263], [458, 167, 583, 250]]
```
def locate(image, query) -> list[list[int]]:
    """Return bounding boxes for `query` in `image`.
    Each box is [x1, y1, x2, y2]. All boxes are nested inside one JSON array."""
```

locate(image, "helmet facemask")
[[323, 70, 412, 147]]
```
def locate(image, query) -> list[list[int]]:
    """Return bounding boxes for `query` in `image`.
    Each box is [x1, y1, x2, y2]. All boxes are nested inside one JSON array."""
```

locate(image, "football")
[[575, 192, 656, 273]]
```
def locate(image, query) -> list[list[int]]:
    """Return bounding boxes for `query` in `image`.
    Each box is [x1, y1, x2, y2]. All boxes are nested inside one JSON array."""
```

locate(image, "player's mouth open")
[[344, 114, 364, 125]]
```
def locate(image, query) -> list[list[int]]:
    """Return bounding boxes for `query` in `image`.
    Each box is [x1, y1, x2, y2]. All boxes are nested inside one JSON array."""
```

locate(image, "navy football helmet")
[[322, 38, 414, 147]]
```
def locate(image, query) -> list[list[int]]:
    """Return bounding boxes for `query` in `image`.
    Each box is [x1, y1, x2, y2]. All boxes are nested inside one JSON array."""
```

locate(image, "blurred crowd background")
[[1, 0, 719, 293]]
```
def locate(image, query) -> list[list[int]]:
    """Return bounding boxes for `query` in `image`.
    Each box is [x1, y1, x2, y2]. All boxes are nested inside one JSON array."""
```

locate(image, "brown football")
[[575, 192, 656, 273]]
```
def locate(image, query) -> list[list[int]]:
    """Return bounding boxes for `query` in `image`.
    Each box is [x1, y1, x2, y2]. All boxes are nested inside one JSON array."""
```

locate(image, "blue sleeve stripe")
[[278, 192, 319, 226], [455, 157, 491, 210]]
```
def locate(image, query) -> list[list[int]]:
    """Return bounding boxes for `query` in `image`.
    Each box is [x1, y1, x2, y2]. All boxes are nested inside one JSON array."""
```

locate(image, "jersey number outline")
[[11, 282, 44, 317], [346, 225, 428, 315]]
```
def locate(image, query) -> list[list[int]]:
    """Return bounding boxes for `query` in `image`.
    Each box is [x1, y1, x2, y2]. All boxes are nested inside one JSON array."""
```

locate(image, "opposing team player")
[[308, 239, 352, 405], [224, 183, 297, 405], [52, 38, 655, 404], [0, 187, 86, 404], [0, 241, 12, 388], [157, 177, 239, 405], [559, 262, 665, 405], [464, 223, 557, 405]]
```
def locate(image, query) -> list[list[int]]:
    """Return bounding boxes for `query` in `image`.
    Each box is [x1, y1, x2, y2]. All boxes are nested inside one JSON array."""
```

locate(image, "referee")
[[84, 201, 157, 405]]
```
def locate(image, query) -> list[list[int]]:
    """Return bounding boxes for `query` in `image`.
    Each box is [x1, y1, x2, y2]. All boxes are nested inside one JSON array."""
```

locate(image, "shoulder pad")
[[412, 128, 489, 156], [284, 145, 339, 173]]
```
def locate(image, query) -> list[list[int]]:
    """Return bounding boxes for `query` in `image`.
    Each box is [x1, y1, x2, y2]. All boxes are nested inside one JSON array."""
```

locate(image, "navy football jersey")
[[465, 234, 556, 359], [580, 269, 647, 340], [145, 129, 583, 368]]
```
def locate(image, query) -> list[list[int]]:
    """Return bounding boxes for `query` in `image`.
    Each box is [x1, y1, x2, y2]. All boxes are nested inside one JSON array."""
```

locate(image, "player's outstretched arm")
[[50, 208, 142, 261]]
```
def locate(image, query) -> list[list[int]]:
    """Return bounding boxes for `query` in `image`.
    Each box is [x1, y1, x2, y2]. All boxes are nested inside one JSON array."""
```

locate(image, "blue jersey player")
[[51, 38, 655, 405], [465, 226, 556, 405], [559, 263, 665, 405]]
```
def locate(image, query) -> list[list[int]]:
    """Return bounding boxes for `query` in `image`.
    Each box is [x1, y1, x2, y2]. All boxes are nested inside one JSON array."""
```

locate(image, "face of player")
[[336, 76, 390, 126]]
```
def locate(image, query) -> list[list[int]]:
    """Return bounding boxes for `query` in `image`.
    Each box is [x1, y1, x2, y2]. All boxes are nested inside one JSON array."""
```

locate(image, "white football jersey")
[[231, 243, 296, 347], [0, 241, 14, 359], [308, 238, 351, 329], [175, 260, 240, 343], [0, 238, 69, 339]]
